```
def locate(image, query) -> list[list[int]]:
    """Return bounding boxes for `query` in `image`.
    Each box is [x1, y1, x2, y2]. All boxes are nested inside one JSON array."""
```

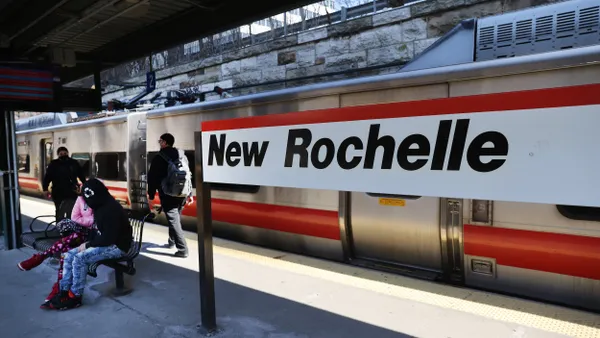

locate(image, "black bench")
[[21, 198, 76, 256], [87, 210, 153, 296]]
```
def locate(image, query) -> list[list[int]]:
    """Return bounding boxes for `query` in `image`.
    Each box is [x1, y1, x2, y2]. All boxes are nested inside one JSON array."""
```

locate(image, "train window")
[[556, 205, 600, 222], [94, 152, 126, 181], [72, 153, 91, 179], [17, 155, 30, 173], [366, 193, 421, 200], [146, 150, 259, 193], [183, 150, 196, 189]]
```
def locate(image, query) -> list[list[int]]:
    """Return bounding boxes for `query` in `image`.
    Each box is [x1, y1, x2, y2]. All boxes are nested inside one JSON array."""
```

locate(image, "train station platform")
[[1, 196, 599, 338]]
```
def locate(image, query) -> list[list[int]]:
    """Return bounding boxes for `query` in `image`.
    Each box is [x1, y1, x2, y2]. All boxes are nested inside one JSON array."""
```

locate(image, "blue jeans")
[[59, 245, 125, 296]]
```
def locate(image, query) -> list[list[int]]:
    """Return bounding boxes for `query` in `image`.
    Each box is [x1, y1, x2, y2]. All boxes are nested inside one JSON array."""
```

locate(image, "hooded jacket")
[[71, 196, 94, 227], [43, 156, 86, 199], [82, 178, 132, 253]]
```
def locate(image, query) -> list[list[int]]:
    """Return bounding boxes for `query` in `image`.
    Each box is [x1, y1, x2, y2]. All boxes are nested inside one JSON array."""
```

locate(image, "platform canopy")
[[0, 0, 317, 84]]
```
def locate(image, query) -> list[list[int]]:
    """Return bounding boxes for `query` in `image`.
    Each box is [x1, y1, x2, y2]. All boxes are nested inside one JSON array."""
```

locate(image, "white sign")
[[201, 91, 600, 207]]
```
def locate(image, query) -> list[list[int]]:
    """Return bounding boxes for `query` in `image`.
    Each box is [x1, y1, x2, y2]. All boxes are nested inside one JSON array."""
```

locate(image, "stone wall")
[[99, 0, 561, 103]]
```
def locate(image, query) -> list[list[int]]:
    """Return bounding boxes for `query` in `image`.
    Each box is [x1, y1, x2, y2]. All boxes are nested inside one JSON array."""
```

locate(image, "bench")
[[87, 209, 153, 296], [21, 198, 76, 256]]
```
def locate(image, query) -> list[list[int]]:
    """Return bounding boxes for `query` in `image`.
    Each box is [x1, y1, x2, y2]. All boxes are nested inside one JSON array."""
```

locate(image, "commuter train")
[[15, 0, 600, 312]]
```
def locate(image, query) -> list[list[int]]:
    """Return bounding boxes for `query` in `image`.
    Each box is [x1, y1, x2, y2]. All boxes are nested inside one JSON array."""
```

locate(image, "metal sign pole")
[[194, 131, 217, 333], [0, 171, 8, 249], [7, 111, 20, 248]]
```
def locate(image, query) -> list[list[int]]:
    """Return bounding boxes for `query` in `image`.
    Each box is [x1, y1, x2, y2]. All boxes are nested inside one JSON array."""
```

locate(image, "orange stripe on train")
[[464, 224, 600, 281]]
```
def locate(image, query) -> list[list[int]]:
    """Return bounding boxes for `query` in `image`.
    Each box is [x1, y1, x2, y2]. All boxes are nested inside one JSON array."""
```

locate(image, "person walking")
[[147, 133, 192, 258]]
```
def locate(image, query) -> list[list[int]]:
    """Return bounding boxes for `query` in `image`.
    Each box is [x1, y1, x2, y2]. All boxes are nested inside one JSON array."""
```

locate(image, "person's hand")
[[186, 196, 194, 206], [78, 243, 87, 253]]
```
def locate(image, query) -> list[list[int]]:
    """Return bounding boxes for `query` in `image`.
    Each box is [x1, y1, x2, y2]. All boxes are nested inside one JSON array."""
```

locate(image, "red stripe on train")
[[18, 177, 39, 190], [464, 224, 600, 281], [151, 197, 340, 240], [202, 83, 600, 131]]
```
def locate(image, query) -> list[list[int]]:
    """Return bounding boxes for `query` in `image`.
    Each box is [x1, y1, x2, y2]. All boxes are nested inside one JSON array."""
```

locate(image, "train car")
[[16, 112, 148, 209], [17, 0, 600, 313]]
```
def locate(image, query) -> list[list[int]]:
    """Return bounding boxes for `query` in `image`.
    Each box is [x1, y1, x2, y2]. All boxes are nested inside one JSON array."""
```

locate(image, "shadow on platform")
[[8, 215, 413, 338], [14, 207, 600, 337]]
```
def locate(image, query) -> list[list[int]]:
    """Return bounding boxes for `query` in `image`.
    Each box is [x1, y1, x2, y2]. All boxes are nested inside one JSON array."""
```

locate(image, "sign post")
[[194, 131, 217, 333]]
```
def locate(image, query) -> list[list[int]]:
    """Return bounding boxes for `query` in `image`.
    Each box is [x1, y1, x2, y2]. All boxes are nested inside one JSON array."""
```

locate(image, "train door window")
[[94, 152, 126, 181], [44, 141, 53, 169], [72, 153, 92, 179], [18, 155, 30, 173], [183, 150, 196, 188], [556, 205, 600, 222]]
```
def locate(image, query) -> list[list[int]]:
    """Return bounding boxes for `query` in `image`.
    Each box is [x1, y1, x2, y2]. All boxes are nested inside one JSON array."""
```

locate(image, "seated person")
[[49, 178, 132, 310], [24, 187, 96, 309], [18, 190, 95, 271]]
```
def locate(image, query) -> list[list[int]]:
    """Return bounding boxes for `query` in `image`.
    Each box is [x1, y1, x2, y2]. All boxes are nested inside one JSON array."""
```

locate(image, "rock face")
[[90, 0, 559, 103]]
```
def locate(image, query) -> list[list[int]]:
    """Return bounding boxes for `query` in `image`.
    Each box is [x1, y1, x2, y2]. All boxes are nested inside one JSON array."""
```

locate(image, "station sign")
[[146, 71, 156, 92], [200, 83, 600, 207]]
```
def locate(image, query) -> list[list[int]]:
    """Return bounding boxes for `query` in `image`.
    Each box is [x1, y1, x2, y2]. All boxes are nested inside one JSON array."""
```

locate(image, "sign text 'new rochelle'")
[[207, 119, 509, 173]]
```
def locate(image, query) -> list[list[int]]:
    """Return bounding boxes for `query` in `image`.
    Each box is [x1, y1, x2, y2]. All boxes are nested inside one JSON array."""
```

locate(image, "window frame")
[[71, 152, 92, 179], [17, 154, 30, 173], [556, 205, 600, 222], [93, 152, 127, 182]]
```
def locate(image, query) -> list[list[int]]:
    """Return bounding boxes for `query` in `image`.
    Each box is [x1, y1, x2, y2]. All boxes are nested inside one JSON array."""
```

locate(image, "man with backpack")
[[42, 147, 87, 219], [147, 133, 192, 258]]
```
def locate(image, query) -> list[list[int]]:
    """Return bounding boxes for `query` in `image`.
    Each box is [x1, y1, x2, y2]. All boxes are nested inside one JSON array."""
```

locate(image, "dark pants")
[[52, 194, 76, 220], [52, 196, 66, 219], [164, 203, 188, 252]]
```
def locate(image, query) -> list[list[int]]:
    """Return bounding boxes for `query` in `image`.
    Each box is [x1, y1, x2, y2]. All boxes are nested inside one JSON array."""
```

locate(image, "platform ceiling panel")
[[0, 0, 316, 83]]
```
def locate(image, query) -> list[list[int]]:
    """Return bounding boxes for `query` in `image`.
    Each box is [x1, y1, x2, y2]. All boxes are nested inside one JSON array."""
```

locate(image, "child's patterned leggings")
[[44, 232, 87, 282], [42, 232, 85, 258]]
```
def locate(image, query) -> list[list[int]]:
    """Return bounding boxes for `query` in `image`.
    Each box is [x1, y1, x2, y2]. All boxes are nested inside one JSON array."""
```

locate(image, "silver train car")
[[16, 0, 600, 312]]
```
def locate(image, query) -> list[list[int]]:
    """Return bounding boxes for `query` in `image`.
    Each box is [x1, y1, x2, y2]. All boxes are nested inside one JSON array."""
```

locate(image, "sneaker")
[[40, 283, 60, 309], [50, 290, 82, 310], [17, 254, 46, 271], [47, 290, 69, 310], [174, 250, 188, 258], [164, 239, 175, 249]]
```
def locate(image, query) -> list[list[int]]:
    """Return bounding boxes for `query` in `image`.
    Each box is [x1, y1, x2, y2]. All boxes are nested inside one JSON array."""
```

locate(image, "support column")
[[0, 110, 22, 250], [194, 131, 217, 333]]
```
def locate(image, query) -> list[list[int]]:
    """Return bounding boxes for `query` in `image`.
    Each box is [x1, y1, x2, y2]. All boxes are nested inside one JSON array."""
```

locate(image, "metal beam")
[[93, 0, 319, 64], [57, 0, 151, 48], [24, 0, 123, 54], [8, 0, 71, 41], [0, 110, 22, 250]]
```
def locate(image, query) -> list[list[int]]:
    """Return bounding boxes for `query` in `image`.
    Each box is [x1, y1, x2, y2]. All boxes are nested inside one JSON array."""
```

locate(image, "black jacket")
[[82, 178, 132, 253], [148, 146, 186, 208], [43, 157, 86, 199]]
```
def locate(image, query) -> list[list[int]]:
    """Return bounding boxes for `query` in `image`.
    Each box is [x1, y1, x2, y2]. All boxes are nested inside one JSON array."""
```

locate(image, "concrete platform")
[[1, 196, 599, 338]]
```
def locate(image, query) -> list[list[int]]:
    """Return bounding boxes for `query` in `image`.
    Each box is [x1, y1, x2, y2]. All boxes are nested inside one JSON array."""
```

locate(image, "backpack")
[[158, 149, 193, 198]]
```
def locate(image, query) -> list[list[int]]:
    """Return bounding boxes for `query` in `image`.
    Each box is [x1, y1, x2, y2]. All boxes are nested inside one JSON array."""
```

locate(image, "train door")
[[40, 138, 53, 179], [348, 192, 445, 279]]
